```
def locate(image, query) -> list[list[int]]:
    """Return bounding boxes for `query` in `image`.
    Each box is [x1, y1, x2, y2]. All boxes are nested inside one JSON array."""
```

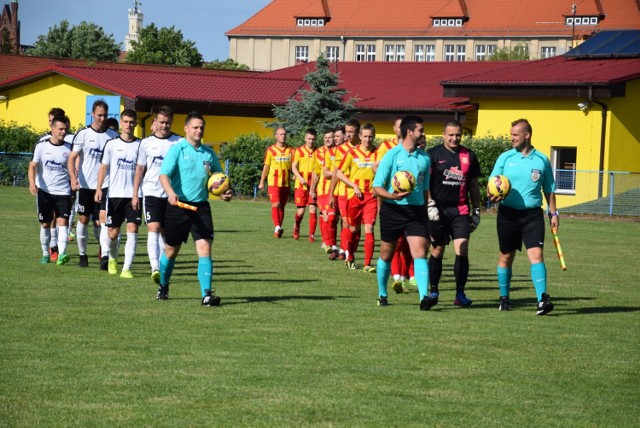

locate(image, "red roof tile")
[[227, 0, 640, 38]]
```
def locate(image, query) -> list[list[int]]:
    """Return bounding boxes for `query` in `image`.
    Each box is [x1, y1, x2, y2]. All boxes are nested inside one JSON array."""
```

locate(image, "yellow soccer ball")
[[208, 172, 230, 198], [487, 174, 511, 198], [392, 170, 416, 193]]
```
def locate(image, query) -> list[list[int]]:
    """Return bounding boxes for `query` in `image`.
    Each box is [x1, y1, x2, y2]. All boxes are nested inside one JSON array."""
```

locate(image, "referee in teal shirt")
[[158, 111, 233, 306], [489, 119, 558, 315]]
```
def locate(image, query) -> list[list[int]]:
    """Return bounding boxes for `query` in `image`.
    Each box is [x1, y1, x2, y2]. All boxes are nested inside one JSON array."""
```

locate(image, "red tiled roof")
[[430, 0, 468, 19], [441, 55, 640, 86], [264, 61, 516, 111], [295, 0, 329, 18], [227, 0, 640, 38]]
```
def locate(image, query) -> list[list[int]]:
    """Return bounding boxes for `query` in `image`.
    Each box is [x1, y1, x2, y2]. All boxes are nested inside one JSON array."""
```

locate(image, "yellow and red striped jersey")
[[338, 146, 378, 198], [315, 146, 334, 197], [264, 144, 294, 187], [292, 145, 315, 190], [376, 138, 399, 159], [333, 142, 356, 197]]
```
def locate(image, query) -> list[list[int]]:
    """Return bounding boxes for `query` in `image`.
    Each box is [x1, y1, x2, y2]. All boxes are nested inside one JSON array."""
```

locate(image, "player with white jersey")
[[132, 106, 181, 284], [95, 110, 142, 279], [68, 100, 118, 268], [28, 115, 72, 265]]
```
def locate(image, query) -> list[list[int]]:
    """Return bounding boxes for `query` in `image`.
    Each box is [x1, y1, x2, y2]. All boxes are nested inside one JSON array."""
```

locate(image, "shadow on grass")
[[166, 294, 350, 306]]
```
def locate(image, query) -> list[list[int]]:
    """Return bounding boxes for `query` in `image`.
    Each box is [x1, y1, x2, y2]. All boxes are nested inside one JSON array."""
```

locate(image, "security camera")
[[577, 102, 590, 111]]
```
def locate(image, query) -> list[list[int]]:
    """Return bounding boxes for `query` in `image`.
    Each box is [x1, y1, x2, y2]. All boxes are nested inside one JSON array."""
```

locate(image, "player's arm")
[[132, 164, 145, 209], [335, 168, 362, 199], [28, 160, 38, 196], [545, 191, 559, 229], [291, 159, 307, 187], [159, 174, 178, 205], [258, 164, 269, 191], [373, 185, 408, 201], [68, 151, 80, 191], [95, 164, 108, 203]]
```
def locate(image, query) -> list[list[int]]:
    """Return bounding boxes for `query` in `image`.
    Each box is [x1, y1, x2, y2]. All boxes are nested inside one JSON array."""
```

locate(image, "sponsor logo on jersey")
[[117, 158, 136, 171], [531, 169, 541, 182]]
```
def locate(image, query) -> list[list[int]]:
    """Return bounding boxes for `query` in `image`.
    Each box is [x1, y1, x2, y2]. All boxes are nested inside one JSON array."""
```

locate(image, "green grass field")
[[1, 186, 638, 426]]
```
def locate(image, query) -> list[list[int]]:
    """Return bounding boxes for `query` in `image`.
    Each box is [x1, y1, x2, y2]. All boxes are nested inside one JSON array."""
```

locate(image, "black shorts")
[[144, 196, 169, 226], [497, 205, 545, 253], [106, 197, 142, 228], [77, 188, 107, 219], [164, 201, 214, 246], [429, 213, 470, 246], [379, 202, 429, 243], [37, 189, 71, 223]]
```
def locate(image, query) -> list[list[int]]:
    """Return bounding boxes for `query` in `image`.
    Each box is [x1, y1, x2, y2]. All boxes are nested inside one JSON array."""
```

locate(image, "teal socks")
[[497, 266, 512, 298], [198, 257, 213, 298], [376, 258, 390, 298], [413, 258, 429, 300], [531, 262, 547, 301]]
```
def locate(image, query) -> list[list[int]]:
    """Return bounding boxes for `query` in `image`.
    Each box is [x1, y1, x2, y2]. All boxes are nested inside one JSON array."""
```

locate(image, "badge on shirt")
[[531, 169, 541, 182], [203, 161, 211, 175]]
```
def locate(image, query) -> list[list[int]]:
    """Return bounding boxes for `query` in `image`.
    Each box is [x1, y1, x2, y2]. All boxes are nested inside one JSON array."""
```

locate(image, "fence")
[[2, 152, 639, 217]]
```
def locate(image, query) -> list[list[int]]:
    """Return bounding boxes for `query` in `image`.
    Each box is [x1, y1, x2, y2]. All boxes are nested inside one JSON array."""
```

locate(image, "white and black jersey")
[[101, 136, 142, 198], [31, 138, 72, 195], [137, 133, 181, 198], [71, 126, 118, 189]]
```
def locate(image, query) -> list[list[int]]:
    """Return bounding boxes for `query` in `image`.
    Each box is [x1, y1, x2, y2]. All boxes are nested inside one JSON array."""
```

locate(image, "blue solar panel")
[[565, 30, 640, 57]]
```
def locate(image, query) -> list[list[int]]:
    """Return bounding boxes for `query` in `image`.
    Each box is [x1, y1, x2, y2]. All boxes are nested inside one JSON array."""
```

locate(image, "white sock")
[[77, 222, 88, 255], [93, 224, 101, 241], [50, 226, 58, 249], [100, 224, 109, 258], [109, 236, 118, 260], [57, 226, 68, 254], [393, 274, 400, 281], [123, 232, 137, 270], [40, 227, 51, 256], [158, 233, 166, 255], [147, 231, 160, 271]]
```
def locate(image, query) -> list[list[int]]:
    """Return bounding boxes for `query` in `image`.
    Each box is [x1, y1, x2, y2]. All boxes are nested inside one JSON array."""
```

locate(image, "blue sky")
[[19, 0, 272, 61]]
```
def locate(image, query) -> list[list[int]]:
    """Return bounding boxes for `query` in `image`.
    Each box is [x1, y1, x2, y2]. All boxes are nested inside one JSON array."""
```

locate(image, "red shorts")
[[294, 187, 316, 207], [268, 186, 290, 207], [338, 195, 348, 218], [346, 193, 377, 227], [317, 194, 330, 213]]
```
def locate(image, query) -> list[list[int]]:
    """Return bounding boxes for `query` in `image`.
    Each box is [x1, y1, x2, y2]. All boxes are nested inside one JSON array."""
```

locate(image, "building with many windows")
[[226, 0, 640, 71]]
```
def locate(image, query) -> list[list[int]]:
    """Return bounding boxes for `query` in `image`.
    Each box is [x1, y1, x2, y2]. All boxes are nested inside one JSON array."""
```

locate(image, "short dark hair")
[[346, 119, 360, 131], [400, 115, 424, 139], [443, 120, 462, 131], [185, 111, 205, 125], [50, 115, 67, 127], [153, 105, 174, 119], [361, 123, 375, 134], [92, 99, 108, 113], [105, 118, 119, 130], [121, 109, 137, 121], [334, 125, 345, 134], [511, 118, 532, 136], [305, 128, 317, 137], [48, 107, 65, 117]]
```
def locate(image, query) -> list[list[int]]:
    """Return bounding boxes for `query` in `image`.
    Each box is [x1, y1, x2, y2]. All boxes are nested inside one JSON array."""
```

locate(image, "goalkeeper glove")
[[427, 200, 440, 221], [470, 208, 481, 233]]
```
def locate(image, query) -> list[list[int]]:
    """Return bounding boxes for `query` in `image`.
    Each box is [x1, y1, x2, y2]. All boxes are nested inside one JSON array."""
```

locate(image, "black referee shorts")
[[379, 202, 429, 243], [497, 205, 545, 253], [164, 201, 214, 246]]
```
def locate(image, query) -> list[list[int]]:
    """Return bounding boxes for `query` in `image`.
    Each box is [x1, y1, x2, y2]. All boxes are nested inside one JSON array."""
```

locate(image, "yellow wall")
[[607, 79, 640, 173], [0, 75, 120, 132]]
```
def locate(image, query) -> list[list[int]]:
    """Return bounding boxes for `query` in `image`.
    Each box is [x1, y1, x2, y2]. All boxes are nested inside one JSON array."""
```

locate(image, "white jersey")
[[32, 139, 72, 195], [101, 136, 142, 198], [137, 133, 181, 198], [72, 126, 119, 189]]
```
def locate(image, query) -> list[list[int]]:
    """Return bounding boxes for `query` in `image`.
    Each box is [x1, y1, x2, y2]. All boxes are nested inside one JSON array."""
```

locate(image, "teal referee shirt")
[[372, 144, 431, 206], [160, 138, 223, 203], [490, 147, 556, 210]]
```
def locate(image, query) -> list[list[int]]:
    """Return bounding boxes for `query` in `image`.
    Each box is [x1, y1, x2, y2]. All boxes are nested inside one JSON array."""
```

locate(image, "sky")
[[18, 0, 273, 61]]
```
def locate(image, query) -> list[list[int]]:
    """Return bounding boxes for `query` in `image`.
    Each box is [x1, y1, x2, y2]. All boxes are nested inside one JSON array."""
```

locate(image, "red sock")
[[364, 232, 375, 266], [344, 228, 354, 260], [353, 231, 361, 253], [340, 226, 349, 252], [294, 213, 302, 229], [278, 208, 285, 226], [391, 244, 402, 275], [271, 207, 280, 227], [327, 214, 337, 246], [309, 212, 317, 236], [319, 216, 327, 243]]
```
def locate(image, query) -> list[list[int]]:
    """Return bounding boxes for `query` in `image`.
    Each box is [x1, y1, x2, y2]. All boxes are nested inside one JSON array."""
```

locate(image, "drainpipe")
[[591, 98, 608, 199]]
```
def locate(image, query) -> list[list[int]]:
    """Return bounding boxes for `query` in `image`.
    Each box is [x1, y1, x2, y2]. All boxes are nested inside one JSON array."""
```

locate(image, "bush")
[[220, 133, 275, 198], [424, 134, 511, 207], [0, 120, 43, 152]]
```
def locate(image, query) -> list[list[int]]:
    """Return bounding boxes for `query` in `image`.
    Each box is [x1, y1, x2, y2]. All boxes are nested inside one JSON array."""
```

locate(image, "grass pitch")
[[0, 186, 638, 426]]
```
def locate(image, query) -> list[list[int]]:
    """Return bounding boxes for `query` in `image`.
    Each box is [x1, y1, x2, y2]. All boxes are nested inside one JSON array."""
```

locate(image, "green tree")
[[125, 24, 203, 67], [267, 54, 357, 140], [28, 20, 120, 61], [488, 44, 530, 61], [1, 27, 14, 54], [219, 133, 274, 198], [203, 58, 250, 71]]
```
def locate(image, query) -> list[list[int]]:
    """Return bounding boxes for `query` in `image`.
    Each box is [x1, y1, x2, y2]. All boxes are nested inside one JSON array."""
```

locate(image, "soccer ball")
[[208, 172, 230, 198], [392, 170, 416, 193], [487, 174, 511, 198]]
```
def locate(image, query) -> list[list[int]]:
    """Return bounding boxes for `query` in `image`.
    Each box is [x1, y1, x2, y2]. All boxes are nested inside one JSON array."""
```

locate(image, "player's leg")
[[522, 209, 554, 315], [293, 188, 306, 239], [362, 196, 377, 271], [144, 196, 164, 282], [105, 199, 124, 275], [98, 188, 110, 267], [308, 202, 317, 242], [157, 204, 189, 300], [496, 205, 521, 311], [53, 195, 71, 265], [75, 189, 95, 267], [120, 202, 142, 278], [191, 203, 219, 306], [268, 186, 283, 237], [449, 215, 473, 306]]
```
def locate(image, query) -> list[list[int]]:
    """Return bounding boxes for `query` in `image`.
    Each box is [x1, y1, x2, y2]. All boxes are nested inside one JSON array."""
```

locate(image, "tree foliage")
[[267, 54, 357, 138], [1, 27, 14, 54], [125, 24, 203, 67], [0, 120, 43, 153], [219, 133, 274, 198], [488, 45, 530, 61], [424, 134, 511, 206], [203, 58, 250, 71], [28, 20, 120, 61]]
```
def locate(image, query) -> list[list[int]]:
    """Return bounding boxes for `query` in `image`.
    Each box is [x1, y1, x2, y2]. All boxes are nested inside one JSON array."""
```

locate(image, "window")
[[487, 44, 497, 57], [455, 19, 463, 26], [297, 18, 326, 26], [445, 44, 455, 62], [475, 44, 486, 61], [414, 45, 424, 61], [541, 46, 557, 59], [318, 19, 325, 25], [355, 44, 366, 62], [456, 44, 466, 61], [590, 17, 598, 24], [297, 19, 304, 25], [565, 16, 599, 25], [304, 19, 310, 26], [582, 17, 590, 24], [366, 44, 376, 61], [432, 18, 463, 27], [295, 46, 309, 63], [385, 44, 405, 61], [425, 45, 435, 62], [433, 19, 441, 26], [326, 46, 340, 62], [552, 147, 577, 194]]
